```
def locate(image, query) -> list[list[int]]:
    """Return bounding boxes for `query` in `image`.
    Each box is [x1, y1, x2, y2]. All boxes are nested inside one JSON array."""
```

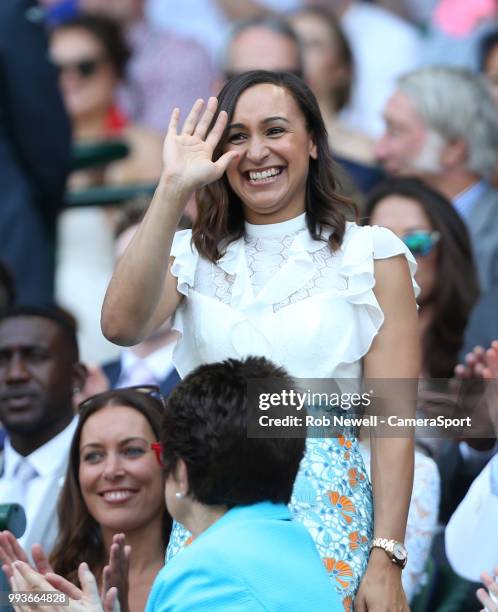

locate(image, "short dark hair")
[[0, 305, 79, 362], [161, 357, 305, 507], [53, 14, 131, 79], [194, 70, 356, 263], [364, 177, 480, 377]]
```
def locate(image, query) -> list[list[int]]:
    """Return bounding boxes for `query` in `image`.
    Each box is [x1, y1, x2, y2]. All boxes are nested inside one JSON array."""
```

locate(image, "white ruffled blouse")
[[170, 213, 418, 380]]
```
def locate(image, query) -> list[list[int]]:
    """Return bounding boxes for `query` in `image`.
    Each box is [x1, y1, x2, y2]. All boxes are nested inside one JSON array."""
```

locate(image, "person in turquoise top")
[[8, 356, 341, 611], [146, 501, 339, 612], [146, 356, 341, 612]]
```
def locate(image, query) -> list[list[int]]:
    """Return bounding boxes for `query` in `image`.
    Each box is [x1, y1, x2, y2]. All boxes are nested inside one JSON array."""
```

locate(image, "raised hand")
[[162, 97, 239, 195], [455, 345, 488, 379], [101, 534, 130, 612]]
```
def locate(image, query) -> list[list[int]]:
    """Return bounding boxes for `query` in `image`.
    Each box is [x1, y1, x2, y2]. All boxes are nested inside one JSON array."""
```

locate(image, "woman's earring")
[[175, 491, 184, 500]]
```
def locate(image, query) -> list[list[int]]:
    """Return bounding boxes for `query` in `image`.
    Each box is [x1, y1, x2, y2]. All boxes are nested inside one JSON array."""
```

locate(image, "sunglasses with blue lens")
[[402, 230, 441, 257]]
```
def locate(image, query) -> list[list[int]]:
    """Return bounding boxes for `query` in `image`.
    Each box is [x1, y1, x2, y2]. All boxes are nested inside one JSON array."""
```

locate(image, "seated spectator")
[[80, 0, 216, 134], [0, 0, 71, 306], [0, 306, 86, 556], [289, 6, 384, 194], [50, 14, 163, 188], [308, 0, 422, 137], [9, 357, 342, 611], [50, 15, 164, 364], [365, 177, 479, 379], [1, 386, 171, 612], [101, 199, 192, 394], [222, 15, 303, 77], [289, 7, 374, 165], [375, 66, 498, 292]]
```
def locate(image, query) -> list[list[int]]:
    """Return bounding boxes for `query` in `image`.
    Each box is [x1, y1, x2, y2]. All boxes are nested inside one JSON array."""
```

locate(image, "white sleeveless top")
[[170, 213, 418, 380]]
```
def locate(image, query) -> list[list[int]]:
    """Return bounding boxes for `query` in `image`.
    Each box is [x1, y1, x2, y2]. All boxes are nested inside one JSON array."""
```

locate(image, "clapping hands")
[[9, 561, 119, 612], [1, 532, 130, 612], [0, 531, 52, 579]]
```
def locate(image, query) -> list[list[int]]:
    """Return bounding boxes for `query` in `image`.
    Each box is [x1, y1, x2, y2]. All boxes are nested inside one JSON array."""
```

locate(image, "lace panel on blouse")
[[194, 230, 341, 312]]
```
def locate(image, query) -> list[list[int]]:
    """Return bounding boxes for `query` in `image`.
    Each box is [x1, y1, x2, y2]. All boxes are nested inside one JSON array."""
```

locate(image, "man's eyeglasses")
[[54, 56, 106, 79], [77, 385, 165, 413], [402, 231, 441, 257]]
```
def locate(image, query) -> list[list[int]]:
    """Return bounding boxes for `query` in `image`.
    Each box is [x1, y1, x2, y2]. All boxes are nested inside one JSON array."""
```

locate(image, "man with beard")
[[375, 66, 498, 292], [0, 306, 86, 556]]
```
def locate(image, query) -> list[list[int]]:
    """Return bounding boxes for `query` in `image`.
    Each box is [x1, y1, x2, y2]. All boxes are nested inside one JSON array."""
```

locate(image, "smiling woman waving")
[[101, 71, 419, 611]]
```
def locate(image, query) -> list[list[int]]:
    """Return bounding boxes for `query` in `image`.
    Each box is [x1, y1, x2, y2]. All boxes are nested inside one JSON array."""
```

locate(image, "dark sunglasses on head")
[[402, 230, 441, 257], [77, 384, 165, 413], [54, 56, 106, 79]]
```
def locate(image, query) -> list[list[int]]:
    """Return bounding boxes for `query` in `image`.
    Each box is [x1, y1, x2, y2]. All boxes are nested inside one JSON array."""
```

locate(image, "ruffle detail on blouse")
[[170, 229, 197, 297], [335, 223, 419, 366]]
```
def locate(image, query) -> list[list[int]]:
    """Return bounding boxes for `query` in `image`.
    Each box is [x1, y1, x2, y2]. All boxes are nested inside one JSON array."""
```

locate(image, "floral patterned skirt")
[[291, 434, 373, 611], [166, 433, 372, 612]]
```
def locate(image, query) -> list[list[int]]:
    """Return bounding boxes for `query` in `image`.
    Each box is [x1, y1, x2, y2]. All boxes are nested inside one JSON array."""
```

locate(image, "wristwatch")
[[370, 538, 408, 569]]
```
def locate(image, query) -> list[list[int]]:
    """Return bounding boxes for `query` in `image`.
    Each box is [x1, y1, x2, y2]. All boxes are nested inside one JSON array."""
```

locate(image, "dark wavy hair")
[[364, 177, 480, 378], [50, 389, 170, 585], [160, 356, 305, 508], [193, 70, 357, 262]]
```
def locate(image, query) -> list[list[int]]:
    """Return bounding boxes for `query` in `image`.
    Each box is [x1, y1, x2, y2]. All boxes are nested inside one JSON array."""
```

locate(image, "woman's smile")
[[225, 83, 316, 224]]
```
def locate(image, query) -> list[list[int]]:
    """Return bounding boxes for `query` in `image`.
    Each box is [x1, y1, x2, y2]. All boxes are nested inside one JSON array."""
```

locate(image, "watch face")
[[393, 543, 407, 561]]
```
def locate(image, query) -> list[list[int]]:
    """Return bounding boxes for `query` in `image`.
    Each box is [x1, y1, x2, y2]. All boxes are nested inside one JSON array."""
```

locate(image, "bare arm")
[[355, 255, 420, 612], [101, 97, 239, 345], [101, 177, 188, 345]]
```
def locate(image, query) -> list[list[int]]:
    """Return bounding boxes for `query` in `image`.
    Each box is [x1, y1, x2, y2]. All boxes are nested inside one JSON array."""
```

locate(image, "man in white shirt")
[[0, 306, 86, 557]]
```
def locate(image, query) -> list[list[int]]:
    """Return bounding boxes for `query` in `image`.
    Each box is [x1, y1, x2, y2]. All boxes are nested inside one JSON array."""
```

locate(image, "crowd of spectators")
[[1, 0, 498, 611]]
